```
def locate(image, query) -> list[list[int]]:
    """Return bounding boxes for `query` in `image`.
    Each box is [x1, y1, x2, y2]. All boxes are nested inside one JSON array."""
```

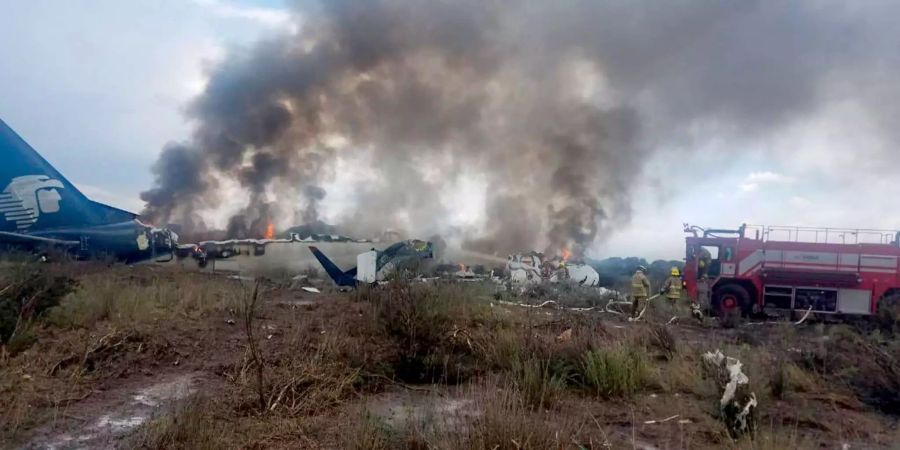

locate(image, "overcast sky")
[[2, 1, 899, 261]]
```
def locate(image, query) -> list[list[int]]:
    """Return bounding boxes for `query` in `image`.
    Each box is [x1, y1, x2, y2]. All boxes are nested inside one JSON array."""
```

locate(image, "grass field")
[[2, 260, 899, 449]]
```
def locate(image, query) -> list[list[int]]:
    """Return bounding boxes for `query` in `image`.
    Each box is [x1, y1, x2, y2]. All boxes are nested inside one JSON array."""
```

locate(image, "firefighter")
[[631, 265, 651, 318], [697, 247, 712, 279], [661, 267, 683, 303]]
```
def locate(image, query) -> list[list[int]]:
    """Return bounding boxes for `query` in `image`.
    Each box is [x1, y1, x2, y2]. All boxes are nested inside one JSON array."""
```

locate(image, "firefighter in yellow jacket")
[[631, 266, 651, 318], [661, 267, 683, 303]]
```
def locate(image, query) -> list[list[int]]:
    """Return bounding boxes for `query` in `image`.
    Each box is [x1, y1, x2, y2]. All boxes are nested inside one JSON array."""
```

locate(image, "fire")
[[264, 222, 275, 240], [561, 248, 571, 262]]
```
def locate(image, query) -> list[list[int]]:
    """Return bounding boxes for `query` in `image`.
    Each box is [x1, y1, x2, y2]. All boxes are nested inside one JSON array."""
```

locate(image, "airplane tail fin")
[[309, 246, 357, 287], [0, 119, 136, 233]]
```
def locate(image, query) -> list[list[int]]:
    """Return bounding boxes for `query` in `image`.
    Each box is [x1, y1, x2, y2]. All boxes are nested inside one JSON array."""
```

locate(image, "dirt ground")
[[2, 264, 899, 449]]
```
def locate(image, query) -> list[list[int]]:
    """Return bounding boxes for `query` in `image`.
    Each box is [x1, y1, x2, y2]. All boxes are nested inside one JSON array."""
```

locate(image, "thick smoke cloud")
[[141, 0, 900, 255]]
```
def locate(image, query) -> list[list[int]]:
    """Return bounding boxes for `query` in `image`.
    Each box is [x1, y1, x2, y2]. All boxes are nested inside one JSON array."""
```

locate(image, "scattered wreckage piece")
[[506, 252, 601, 287], [702, 349, 757, 438], [643, 414, 681, 425], [493, 298, 634, 318], [309, 239, 434, 287]]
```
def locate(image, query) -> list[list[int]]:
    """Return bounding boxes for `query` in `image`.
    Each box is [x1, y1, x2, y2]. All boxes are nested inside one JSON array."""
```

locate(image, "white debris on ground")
[[703, 350, 757, 437], [301, 286, 321, 293]]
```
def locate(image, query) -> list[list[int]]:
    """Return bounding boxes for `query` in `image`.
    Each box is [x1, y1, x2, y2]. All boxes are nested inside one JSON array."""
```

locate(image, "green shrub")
[[510, 354, 568, 410], [580, 345, 649, 398]]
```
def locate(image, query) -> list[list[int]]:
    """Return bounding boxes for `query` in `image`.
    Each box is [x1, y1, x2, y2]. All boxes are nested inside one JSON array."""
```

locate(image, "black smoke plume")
[[141, 0, 900, 254]]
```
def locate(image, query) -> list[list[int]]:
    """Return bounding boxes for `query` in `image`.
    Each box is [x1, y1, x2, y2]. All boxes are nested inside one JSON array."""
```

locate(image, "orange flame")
[[561, 248, 571, 262], [264, 222, 275, 240]]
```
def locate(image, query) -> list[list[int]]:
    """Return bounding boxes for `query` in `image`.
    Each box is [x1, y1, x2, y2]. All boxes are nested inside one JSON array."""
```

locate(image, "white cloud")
[[739, 171, 794, 193], [192, 0, 295, 30]]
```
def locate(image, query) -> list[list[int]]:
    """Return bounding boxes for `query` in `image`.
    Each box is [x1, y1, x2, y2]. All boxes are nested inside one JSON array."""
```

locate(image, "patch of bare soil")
[[23, 371, 204, 450]]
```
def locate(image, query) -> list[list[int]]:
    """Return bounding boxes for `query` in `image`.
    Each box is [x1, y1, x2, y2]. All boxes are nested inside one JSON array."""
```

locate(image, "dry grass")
[[0, 266, 242, 444], [125, 397, 228, 450], [46, 268, 240, 329], [347, 413, 397, 450], [3, 266, 898, 449], [460, 388, 582, 450]]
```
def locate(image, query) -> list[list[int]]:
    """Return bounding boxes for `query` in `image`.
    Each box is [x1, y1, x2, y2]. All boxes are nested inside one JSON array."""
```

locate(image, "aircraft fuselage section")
[[27, 220, 175, 262]]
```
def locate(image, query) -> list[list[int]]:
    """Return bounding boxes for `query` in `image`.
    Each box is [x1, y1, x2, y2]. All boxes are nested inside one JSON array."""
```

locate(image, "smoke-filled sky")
[[2, 0, 900, 259]]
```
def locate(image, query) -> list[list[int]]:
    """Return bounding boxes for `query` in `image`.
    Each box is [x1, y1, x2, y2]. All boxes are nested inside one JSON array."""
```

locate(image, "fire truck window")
[[723, 247, 734, 261], [698, 245, 720, 279]]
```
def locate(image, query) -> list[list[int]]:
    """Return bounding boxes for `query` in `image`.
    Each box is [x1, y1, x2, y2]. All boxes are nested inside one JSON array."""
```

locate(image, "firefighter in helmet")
[[631, 265, 651, 318], [661, 266, 683, 303], [697, 247, 712, 279]]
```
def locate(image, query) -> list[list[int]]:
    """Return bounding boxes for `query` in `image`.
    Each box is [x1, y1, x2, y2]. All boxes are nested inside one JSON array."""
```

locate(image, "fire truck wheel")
[[714, 284, 750, 328]]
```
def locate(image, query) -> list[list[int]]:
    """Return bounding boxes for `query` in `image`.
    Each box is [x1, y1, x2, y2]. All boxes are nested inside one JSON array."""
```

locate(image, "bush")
[[365, 281, 452, 382], [646, 323, 677, 360], [510, 354, 568, 410], [580, 345, 649, 398], [360, 280, 495, 384], [799, 326, 900, 413], [462, 388, 576, 450], [347, 414, 396, 450], [0, 261, 76, 347], [125, 397, 227, 449]]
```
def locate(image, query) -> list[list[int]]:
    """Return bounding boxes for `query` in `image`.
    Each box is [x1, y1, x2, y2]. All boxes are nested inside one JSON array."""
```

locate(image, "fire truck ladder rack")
[[743, 224, 900, 246]]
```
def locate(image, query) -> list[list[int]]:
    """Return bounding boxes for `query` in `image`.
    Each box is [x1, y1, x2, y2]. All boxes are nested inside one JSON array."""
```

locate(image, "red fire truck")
[[683, 224, 900, 325]]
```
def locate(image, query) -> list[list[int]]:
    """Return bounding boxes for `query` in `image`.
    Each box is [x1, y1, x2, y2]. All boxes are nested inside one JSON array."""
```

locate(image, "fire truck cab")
[[683, 224, 900, 324]]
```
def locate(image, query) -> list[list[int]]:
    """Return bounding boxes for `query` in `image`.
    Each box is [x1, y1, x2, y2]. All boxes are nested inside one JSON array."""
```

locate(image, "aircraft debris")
[[0, 119, 179, 262], [703, 349, 757, 437], [643, 414, 679, 425], [506, 252, 601, 287], [309, 239, 434, 287]]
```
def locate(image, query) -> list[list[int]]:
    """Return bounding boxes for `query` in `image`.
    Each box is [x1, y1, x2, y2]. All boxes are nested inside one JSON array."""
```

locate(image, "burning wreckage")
[[506, 251, 601, 287]]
